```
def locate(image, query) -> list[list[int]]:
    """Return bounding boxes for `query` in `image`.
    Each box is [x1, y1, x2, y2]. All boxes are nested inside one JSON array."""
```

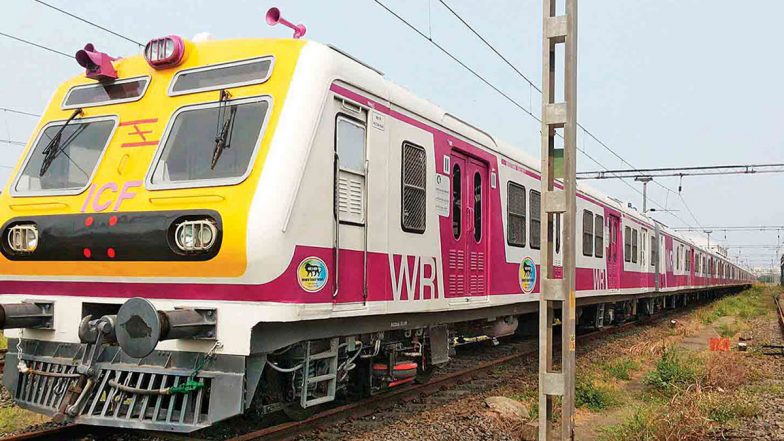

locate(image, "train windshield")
[[13, 117, 115, 195], [149, 96, 269, 187]]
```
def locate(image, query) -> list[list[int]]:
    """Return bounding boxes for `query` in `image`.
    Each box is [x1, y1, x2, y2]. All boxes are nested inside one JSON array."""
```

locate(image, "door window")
[[473, 172, 482, 242], [452, 163, 461, 239], [336, 116, 366, 224]]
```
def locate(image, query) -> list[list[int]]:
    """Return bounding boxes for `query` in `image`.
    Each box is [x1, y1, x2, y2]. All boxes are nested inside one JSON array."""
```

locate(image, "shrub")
[[645, 348, 701, 393], [602, 358, 640, 381], [576, 376, 619, 411]]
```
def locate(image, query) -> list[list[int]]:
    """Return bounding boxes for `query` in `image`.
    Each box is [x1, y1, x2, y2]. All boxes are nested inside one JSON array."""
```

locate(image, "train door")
[[333, 109, 368, 308], [446, 151, 488, 302], [606, 214, 621, 291]]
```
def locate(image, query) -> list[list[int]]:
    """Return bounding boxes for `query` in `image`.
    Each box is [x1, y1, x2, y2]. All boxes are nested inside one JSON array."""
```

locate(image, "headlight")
[[174, 219, 217, 252], [8, 224, 38, 253]]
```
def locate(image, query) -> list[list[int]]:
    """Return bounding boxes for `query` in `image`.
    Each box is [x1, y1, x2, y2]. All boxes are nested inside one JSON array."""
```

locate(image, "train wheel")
[[414, 364, 435, 384]]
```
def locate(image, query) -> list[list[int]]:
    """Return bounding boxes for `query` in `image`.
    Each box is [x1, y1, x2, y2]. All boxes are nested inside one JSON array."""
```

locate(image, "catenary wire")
[[0, 31, 71, 58], [372, 0, 697, 229], [31, 0, 143, 48]]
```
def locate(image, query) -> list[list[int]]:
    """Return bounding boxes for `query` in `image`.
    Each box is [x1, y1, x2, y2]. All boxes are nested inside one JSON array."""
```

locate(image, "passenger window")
[[632, 229, 638, 263], [401, 142, 427, 233], [624, 226, 631, 262], [507, 182, 526, 247], [336, 116, 366, 224], [473, 172, 482, 242], [149, 97, 269, 187], [529, 190, 541, 249], [453, 164, 462, 239], [594, 214, 604, 258], [582, 210, 593, 257]]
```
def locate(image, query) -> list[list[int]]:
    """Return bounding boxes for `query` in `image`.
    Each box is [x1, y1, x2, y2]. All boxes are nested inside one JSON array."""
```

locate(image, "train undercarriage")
[[2, 286, 748, 432]]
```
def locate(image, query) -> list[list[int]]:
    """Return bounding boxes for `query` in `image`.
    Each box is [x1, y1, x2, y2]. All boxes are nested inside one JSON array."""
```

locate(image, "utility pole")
[[539, 0, 577, 439], [634, 176, 653, 213], [704, 230, 713, 249]]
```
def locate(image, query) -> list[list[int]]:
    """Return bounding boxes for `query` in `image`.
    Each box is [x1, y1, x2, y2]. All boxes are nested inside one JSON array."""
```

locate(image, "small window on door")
[[401, 142, 427, 233], [594, 214, 604, 258], [507, 182, 526, 247], [452, 163, 461, 239], [632, 229, 638, 263], [582, 210, 594, 257], [530, 190, 541, 249], [624, 226, 632, 262], [336, 116, 366, 224], [650, 236, 656, 267], [473, 172, 482, 242]]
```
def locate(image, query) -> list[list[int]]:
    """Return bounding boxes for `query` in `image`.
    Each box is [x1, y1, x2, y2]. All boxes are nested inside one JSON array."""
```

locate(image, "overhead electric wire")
[[373, 0, 698, 229], [0, 31, 71, 58], [31, 0, 143, 48], [1, 107, 41, 118], [433, 0, 712, 230]]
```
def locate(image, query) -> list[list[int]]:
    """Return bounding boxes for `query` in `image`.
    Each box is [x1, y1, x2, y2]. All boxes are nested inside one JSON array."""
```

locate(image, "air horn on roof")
[[266, 7, 307, 39]]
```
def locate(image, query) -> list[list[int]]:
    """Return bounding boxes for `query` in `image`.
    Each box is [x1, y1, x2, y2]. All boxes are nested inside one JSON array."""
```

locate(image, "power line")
[[1, 107, 41, 118], [577, 163, 784, 179], [373, 0, 698, 229], [0, 31, 71, 58], [31, 0, 143, 48], [673, 226, 784, 232], [434, 0, 714, 232]]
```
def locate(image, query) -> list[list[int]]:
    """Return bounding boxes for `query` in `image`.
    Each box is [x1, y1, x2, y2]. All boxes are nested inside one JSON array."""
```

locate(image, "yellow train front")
[[0, 35, 318, 432]]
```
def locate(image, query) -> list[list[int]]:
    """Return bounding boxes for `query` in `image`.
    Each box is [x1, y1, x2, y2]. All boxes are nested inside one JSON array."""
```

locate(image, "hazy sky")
[[1, 0, 781, 270]]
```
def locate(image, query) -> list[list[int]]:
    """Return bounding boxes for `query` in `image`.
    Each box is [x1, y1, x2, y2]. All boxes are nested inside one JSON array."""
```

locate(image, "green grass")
[[598, 405, 656, 441], [702, 392, 759, 424], [0, 406, 48, 434], [698, 285, 772, 325], [0, 332, 7, 351], [601, 358, 641, 381], [644, 348, 701, 394], [576, 375, 620, 411]]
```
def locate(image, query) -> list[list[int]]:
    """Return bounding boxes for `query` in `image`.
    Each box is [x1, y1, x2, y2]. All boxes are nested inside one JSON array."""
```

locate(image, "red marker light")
[[107, 248, 116, 259], [109, 216, 118, 226], [83, 248, 92, 258], [85, 216, 94, 227]]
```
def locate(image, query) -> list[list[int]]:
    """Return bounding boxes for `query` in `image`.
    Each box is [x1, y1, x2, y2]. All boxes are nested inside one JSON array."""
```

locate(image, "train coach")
[[0, 31, 752, 432]]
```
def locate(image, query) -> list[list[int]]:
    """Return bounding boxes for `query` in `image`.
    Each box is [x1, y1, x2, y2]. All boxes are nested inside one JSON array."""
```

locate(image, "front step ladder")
[[300, 338, 339, 408]]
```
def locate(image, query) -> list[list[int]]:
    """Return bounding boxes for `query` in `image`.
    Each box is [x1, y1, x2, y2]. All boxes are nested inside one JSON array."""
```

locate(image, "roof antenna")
[[266, 7, 307, 39]]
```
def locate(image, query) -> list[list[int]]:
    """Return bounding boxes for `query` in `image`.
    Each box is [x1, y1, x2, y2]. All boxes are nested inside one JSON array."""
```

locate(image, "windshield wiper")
[[211, 90, 237, 170], [39, 108, 83, 177]]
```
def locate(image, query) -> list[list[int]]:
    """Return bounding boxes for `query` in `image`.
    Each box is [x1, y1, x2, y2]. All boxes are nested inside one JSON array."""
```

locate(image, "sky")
[[1, 0, 782, 272]]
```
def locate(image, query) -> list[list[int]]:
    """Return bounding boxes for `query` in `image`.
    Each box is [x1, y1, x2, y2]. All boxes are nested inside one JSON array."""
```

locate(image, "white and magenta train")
[[0, 29, 751, 432]]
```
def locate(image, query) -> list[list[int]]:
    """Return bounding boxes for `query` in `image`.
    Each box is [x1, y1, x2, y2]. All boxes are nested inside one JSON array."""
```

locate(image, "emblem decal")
[[519, 256, 537, 294], [297, 257, 328, 293]]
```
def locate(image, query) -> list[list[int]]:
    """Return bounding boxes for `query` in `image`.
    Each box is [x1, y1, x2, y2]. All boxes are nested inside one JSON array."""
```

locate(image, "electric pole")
[[539, 0, 577, 439], [634, 176, 653, 213]]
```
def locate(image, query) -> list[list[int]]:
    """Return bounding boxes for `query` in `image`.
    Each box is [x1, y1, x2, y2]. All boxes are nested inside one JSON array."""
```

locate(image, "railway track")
[[0, 302, 711, 441]]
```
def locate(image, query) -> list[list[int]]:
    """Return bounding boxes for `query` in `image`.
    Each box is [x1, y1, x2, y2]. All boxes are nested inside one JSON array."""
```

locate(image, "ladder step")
[[307, 374, 336, 384], [305, 396, 334, 407], [310, 351, 338, 361]]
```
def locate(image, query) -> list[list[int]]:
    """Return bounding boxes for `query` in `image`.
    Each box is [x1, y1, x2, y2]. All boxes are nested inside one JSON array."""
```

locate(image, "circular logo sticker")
[[519, 256, 536, 293], [297, 257, 328, 293]]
